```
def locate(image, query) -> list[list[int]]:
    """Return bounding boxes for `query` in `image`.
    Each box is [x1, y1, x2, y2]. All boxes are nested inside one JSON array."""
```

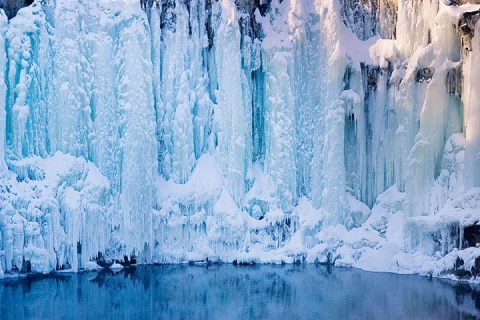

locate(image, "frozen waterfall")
[[0, 0, 480, 279]]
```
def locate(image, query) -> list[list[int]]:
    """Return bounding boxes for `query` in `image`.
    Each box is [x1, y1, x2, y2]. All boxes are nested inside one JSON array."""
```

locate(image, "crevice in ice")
[[446, 64, 463, 98], [463, 223, 480, 248]]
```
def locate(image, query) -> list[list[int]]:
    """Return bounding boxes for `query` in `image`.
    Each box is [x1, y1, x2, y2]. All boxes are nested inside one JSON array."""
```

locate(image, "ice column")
[[85, 8, 121, 193], [188, 0, 215, 161], [115, 13, 158, 256], [263, 40, 297, 212], [403, 7, 465, 216], [214, 0, 250, 205], [147, 3, 163, 176], [289, 0, 323, 200], [315, 0, 348, 224], [464, 23, 480, 188], [5, 4, 46, 158], [158, 1, 195, 183], [405, 64, 450, 216], [48, 1, 91, 158], [0, 10, 6, 171], [396, 0, 438, 59], [4, 2, 58, 159]]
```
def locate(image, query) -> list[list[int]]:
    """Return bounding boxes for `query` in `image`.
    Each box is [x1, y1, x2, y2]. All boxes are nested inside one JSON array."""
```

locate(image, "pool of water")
[[1, 264, 480, 319]]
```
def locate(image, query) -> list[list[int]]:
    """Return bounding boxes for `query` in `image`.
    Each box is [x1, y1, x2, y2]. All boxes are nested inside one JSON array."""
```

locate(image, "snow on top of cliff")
[[338, 22, 379, 66], [369, 39, 398, 69]]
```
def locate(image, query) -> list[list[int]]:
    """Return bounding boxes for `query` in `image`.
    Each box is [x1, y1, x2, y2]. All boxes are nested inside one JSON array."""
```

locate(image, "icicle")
[[0, 10, 7, 171]]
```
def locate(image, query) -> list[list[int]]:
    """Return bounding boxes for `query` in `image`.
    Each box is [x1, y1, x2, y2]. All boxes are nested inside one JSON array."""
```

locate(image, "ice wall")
[[0, 1, 158, 273], [0, 0, 480, 277]]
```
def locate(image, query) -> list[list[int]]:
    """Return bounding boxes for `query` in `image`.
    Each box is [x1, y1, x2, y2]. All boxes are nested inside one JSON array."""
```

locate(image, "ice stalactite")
[[464, 19, 480, 188], [49, 1, 93, 159], [262, 33, 296, 213], [261, 0, 296, 213], [6, 2, 46, 158], [0, 10, 7, 172], [405, 62, 451, 216], [287, 0, 323, 202], [396, 0, 438, 59], [214, 0, 250, 205], [158, 0, 194, 183], [155, 0, 215, 185], [115, 10, 158, 258], [314, 0, 349, 225], [189, 0, 216, 161], [400, 3, 466, 218], [86, 7, 122, 194], [147, 2, 163, 177]]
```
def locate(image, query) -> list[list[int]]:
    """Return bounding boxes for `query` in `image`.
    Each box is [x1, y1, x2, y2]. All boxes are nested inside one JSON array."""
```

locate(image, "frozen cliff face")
[[0, 0, 480, 279], [0, 0, 158, 273]]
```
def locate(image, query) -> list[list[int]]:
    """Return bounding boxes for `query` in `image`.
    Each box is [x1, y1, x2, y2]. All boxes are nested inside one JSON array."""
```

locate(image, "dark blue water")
[[1, 264, 480, 319]]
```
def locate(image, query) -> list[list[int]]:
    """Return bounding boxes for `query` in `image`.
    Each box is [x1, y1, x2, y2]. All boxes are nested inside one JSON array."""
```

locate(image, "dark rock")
[[470, 256, 480, 276], [7, 265, 19, 274], [140, 0, 160, 11], [416, 67, 435, 83], [327, 252, 333, 265], [96, 252, 114, 268], [453, 268, 472, 279], [361, 64, 380, 91], [455, 256, 464, 270], [464, 223, 480, 248], [118, 255, 137, 267], [445, 0, 480, 5], [56, 261, 71, 271], [316, 252, 336, 267], [457, 10, 480, 52], [233, 260, 256, 266], [0, 0, 34, 20], [20, 258, 31, 274], [235, 0, 271, 16]]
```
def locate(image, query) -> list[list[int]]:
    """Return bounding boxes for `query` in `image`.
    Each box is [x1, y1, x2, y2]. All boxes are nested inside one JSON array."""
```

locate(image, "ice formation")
[[0, 0, 480, 280]]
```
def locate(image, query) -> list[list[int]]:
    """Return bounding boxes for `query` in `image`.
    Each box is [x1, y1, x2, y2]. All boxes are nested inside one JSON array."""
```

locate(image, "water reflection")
[[1, 265, 480, 319]]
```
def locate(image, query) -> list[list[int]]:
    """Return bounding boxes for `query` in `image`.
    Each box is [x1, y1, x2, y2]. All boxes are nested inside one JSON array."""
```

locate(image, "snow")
[[109, 262, 123, 270], [0, 0, 479, 283]]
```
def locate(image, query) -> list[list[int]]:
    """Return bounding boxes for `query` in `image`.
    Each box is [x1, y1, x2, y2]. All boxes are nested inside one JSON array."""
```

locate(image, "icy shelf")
[[1, 0, 480, 281]]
